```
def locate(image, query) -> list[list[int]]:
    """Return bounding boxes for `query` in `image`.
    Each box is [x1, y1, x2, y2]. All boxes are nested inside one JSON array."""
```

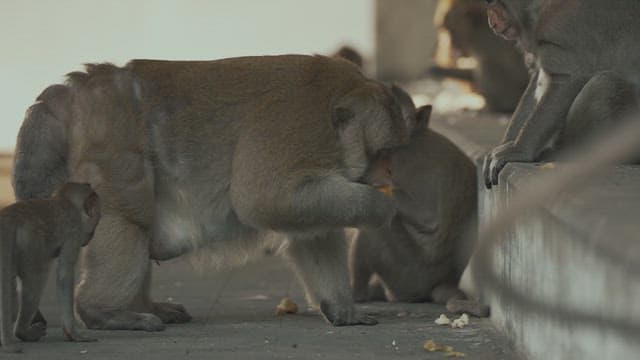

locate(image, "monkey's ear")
[[390, 85, 416, 120], [414, 105, 432, 133], [83, 192, 100, 218], [331, 107, 355, 130]]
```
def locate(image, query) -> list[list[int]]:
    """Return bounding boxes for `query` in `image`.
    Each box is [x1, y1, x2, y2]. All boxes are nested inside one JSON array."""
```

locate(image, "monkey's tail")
[[12, 84, 71, 201], [0, 219, 17, 349]]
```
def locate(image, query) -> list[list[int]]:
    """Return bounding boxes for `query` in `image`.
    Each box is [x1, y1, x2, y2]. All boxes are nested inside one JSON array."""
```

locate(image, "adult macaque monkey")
[[0, 183, 99, 353], [482, 0, 640, 188], [13, 55, 416, 330], [350, 104, 488, 317]]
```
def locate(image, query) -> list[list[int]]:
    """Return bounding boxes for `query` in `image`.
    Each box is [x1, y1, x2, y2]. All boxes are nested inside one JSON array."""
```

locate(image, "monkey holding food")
[[350, 102, 488, 317], [13, 55, 417, 330], [0, 183, 100, 353]]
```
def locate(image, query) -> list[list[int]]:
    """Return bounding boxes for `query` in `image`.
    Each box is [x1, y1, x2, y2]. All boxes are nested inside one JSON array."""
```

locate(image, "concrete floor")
[[10, 256, 518, 359]]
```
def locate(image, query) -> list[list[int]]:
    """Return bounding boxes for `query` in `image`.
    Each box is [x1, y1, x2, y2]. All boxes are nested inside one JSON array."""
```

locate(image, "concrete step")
[[430, 110, 640, 360]]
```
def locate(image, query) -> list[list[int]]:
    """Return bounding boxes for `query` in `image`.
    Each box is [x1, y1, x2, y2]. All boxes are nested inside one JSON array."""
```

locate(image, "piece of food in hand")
[[376, 185, 394, 197], [275, 298, 299, 315]]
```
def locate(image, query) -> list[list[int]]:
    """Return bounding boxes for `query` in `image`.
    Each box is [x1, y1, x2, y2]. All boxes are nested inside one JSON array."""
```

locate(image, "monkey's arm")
[[502, 71, 539, 142], [482, 71, 538, 188], [235, 175, 395, 231], [484, 73, 585, 187], [57, 243, 96, 342]]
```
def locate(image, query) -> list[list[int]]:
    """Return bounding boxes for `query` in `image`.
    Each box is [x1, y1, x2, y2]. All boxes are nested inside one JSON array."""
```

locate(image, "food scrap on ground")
[[424, 339, 466, 357], [435, 314, 451, 325], [275, 298, 298, 315], [451, 313, 470, 329]]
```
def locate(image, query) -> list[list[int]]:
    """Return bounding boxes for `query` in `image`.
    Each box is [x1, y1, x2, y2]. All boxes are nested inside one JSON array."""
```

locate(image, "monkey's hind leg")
[[14, 270, 49, 342], [75, 215, 165, 331], [0, 239, 21, 353], [349, 233, 387, 302], [286, 230, 377, 326], [563, 71, 640, 153], [349, 235, 376, 303], [129, 262, 192, 324]]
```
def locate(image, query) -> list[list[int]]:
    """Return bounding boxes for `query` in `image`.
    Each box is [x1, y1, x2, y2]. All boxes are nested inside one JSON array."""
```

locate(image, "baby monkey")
[[1, 183, 100, 353]]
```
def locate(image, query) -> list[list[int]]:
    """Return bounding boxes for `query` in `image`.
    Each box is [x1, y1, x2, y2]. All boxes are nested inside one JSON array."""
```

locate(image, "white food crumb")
[[451, 319, 464, 328], [451, 314, 470, 328], [435, 314, 451, 325]]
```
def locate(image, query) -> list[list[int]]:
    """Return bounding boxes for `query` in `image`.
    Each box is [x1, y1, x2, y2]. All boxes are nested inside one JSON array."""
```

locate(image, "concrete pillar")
[[375, 0, 438, 81]]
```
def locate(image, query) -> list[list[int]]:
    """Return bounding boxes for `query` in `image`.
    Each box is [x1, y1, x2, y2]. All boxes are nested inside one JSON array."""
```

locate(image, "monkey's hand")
[[63, 326, 98, 342], [483, 141, 534, 188], [319, 300, 378, 326]]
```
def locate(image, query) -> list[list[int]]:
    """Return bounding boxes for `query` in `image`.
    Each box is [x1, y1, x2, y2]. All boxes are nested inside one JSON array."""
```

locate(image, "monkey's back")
[[127, 55, 366, 173], [63, 55, 368, 234], [391, 128, 477, 276]]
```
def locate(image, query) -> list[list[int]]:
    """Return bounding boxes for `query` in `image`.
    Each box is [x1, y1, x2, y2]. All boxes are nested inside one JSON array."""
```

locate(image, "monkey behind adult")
[[0, 183, 100, 353], [332, 45, 364, 69], [350, 104, 489, 317], [482, 0, 640, 188]]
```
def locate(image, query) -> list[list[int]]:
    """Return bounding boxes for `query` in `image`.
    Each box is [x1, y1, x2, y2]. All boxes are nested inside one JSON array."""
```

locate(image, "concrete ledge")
[[430, 112, 640, 360]]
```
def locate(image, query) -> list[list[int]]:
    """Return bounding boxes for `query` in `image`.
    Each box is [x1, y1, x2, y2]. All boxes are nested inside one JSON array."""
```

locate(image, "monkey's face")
[[485, 0, 521, 40], [333, 83, 413, 182]]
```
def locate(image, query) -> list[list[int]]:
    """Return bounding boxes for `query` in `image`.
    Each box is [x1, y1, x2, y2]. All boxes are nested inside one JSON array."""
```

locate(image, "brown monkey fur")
[[12, 55, 417, 330], [350, 104, 489, 317]]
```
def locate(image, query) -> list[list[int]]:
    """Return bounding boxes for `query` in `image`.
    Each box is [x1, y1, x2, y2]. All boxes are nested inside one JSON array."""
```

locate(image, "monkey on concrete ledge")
[[482, 0, 640, 188]]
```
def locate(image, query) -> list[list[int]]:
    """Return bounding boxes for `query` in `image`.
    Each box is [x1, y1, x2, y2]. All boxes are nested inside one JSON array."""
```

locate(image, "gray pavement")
[[12, 255, 518, 359]]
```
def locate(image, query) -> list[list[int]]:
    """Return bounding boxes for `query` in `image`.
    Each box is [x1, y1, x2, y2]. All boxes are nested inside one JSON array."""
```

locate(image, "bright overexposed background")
[[0, 0, 374, 151]]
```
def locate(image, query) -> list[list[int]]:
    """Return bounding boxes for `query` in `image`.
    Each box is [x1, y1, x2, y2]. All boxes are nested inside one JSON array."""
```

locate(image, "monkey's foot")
[[15, 322, 46, 342], [446, 299, 491, 318], [150, 302, 192, 324], [63, 327, 98, 342], [78, 308, 166, 331], [31, 310, 47, 328], [319, 301, 378, 326], [1, 342, 22, 353]]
